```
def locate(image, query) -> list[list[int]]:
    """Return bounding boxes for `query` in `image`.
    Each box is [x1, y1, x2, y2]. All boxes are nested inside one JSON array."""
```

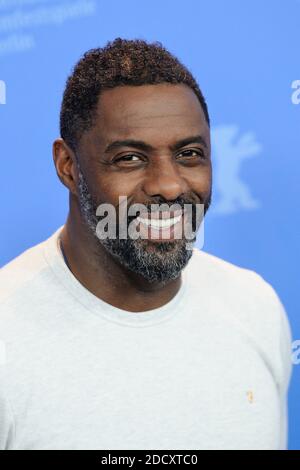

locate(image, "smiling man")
[[0, 38, 292, 450]]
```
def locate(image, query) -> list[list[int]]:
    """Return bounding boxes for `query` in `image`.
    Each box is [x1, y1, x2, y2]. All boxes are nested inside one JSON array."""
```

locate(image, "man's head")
[[54, 37, 212, 284]]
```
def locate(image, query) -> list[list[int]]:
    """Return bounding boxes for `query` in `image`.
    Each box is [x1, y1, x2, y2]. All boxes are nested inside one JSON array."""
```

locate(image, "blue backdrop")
[[0, 0, 299, 449]]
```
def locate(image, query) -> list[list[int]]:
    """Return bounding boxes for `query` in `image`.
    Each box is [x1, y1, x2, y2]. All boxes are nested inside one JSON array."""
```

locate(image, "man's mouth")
[[134, 208, 185, 241], [137, 211, 182, 226]]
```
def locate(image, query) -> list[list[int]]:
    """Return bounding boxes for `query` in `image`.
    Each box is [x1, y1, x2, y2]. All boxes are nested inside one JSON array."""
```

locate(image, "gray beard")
[[77, 165, 210, 284]]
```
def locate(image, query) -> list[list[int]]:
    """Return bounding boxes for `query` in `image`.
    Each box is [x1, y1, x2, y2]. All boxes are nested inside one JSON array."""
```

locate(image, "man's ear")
[[52, 138, 78, 196]]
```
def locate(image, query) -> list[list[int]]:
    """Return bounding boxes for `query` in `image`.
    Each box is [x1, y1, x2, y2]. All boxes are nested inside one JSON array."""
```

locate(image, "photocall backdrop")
[[0, 0, 299, 449]]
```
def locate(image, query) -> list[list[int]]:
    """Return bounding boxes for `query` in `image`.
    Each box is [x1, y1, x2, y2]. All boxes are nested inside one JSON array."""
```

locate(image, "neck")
[[59, 207, 182, 313]]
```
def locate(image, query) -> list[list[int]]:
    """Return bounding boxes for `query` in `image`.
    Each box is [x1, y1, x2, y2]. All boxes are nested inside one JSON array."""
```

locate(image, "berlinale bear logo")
[[211, 125, 262, 215]]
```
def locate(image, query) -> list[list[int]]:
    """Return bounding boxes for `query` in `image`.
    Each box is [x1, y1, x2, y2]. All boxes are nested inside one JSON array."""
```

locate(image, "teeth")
[[137, 214, 182, 229]]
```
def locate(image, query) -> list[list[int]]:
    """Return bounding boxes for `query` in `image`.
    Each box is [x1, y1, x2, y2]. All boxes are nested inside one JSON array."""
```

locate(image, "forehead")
[[91, 83, 209, 144]]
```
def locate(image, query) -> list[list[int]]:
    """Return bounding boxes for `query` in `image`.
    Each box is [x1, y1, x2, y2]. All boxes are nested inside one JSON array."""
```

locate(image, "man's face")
[[75, 83, 212, 284]]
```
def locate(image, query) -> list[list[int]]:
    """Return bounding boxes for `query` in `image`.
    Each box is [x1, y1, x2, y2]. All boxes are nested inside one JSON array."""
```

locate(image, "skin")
[[53, 83, 212, 312]]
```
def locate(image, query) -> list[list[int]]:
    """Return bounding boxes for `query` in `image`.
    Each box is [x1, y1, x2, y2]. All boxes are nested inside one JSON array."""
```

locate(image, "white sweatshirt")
[[0, 225, 293, 450]]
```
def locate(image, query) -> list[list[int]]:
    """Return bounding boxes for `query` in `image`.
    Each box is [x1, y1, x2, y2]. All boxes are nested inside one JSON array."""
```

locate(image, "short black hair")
[[60, 37, 210, 153]]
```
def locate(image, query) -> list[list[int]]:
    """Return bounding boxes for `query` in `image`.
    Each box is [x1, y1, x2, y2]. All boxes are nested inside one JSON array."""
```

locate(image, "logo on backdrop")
[[0, 0, 97, 57], [291, 80, 300, 104], [0, 80, 6, 104], [211, 125, 262, 215]]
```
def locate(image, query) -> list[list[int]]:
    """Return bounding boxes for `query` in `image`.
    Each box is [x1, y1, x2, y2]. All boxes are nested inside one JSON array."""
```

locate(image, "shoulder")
[[0, 240, 49, 305], [0, 229, 65, 362], [0, 231, 60, 339], [187, 247, 293, 389], [188, 247, 286, 311]]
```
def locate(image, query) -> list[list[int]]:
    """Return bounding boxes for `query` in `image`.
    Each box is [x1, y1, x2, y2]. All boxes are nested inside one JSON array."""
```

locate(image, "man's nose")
[[142, 159, 189, 201]]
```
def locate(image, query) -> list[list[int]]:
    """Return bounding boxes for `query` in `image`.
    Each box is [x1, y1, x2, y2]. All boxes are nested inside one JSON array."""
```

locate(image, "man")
[[0, 38, 292, 450]]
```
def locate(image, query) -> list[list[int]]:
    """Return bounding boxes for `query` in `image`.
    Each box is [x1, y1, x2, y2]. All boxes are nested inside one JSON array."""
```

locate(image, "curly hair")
[[60, 37, 210, 153]]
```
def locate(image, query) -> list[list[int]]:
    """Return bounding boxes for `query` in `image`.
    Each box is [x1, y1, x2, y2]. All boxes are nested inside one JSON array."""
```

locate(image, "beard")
[[77, 165, 211, 284]]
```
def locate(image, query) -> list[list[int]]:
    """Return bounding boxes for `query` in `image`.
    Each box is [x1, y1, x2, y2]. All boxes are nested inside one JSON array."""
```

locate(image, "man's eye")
[[116, 154, 141, 162], [177, 149, 205, 159]]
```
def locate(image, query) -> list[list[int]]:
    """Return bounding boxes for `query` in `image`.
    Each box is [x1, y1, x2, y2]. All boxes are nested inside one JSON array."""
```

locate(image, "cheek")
[[186, 166, 212, 195], [92, 173, 139, 206]]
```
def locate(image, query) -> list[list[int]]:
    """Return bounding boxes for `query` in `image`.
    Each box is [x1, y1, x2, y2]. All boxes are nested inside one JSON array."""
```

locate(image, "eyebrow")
[[103, 134, 208, 154]]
